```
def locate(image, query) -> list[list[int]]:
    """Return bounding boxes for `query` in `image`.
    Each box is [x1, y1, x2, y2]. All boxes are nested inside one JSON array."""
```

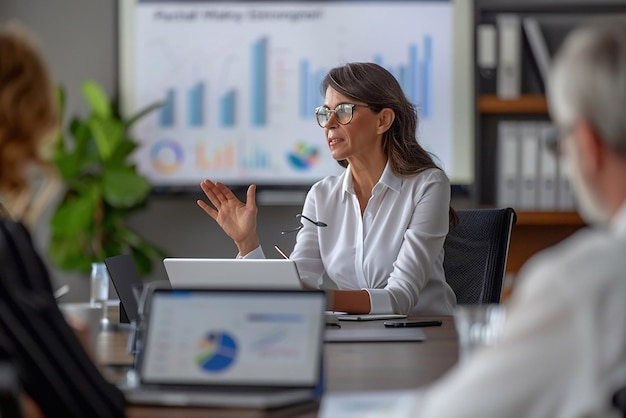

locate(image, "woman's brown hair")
[[321, 62, 458, 225], [0, 23, 57, 196]]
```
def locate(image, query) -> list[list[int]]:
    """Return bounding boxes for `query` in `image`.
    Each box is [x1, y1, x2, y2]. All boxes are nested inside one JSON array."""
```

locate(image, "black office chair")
[[443, 207, 517, 305]]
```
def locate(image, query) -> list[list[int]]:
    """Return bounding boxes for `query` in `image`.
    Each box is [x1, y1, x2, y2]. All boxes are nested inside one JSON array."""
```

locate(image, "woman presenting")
[[198, 62, 457, 316]]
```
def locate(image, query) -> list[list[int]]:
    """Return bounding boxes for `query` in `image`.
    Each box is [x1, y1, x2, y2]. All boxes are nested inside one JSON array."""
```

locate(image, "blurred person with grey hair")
[[393, 20, 626, 418]]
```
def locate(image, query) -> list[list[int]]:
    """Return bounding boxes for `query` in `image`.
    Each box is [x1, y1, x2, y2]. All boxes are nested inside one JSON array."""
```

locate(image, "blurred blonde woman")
[[0, 22, 59, 227], [0, 22, 126, 418]]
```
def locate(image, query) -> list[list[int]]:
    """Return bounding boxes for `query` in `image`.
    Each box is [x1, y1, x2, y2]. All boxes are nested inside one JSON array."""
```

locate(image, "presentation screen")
[[119, 0, 469, 191]]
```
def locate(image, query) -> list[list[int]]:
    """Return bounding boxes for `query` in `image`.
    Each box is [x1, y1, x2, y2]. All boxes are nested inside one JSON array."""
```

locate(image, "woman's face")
[[322, 87, 382, 163]]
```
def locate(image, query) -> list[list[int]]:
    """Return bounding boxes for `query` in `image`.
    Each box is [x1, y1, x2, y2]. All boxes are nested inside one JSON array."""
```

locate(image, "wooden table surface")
[[97, 315, 458, 417]]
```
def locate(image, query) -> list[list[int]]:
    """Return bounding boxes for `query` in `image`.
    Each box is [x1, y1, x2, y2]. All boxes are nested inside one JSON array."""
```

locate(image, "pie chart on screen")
[[195, 331, 238, 372]]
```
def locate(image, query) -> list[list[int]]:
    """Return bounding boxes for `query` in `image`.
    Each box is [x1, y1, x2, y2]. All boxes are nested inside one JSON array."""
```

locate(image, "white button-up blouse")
[[244, 163, 457, 315]]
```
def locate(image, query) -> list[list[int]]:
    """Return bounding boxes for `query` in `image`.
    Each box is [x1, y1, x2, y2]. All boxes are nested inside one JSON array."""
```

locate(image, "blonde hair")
[[0, 22, 57, 196]]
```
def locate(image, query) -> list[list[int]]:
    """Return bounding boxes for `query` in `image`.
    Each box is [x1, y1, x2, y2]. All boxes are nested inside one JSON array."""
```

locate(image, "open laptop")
[[163, 258, 303, 289], [120, 288, 326, 408]]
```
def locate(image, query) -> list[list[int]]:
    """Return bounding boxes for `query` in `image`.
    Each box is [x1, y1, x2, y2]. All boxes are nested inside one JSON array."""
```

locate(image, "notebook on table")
[[324, 327, 426, 343], [163, 258, 303, 289], [120, 288, 326, 408]]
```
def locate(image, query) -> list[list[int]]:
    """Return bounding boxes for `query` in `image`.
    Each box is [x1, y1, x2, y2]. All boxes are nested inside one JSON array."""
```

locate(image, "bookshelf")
[[471, 1, 625, 276], [473, 0, 626, 209]]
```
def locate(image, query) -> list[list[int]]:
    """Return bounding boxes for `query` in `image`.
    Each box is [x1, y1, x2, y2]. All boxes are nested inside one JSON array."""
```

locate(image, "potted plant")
[[49, 80, 165, 275]]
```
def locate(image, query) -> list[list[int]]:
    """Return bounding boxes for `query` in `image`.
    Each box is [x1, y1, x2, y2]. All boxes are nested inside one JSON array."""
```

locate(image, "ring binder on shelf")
[[496, 121, 521, 208], [496, 14, 522, 99], [477, 23, 498, 94]]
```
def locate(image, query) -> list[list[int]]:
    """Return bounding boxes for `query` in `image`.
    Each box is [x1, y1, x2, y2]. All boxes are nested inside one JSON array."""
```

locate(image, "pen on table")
[[274, 245, 290, 260]]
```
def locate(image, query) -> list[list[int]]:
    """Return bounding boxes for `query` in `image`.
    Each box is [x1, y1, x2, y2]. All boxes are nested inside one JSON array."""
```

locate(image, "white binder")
[[496, 14, 522, 99], [558, 172, 578, 211], [496, 121, 521, 208], [537, 122, 558, 210], [519, 122, 540, 210], [477, 23, 498, 93]]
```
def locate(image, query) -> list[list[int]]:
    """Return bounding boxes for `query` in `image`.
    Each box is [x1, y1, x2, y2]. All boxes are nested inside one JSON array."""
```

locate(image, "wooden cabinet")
[[507, 211, 585, 274]]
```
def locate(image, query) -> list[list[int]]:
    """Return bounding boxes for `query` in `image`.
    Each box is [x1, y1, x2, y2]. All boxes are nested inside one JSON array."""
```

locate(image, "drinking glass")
[[453, 304, 507, 364], [90, 262, 110, 328]]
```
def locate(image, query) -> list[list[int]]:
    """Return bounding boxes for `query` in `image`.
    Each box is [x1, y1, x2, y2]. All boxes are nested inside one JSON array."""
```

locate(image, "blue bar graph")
[[372, 35, 433, 119], [156, 33, 435, 133], [159, 89, 175, 127], [188, 82, 204, 127], [220, 90, 236, 127], [299, 60, 325, 119], [409, 44, 419, 106], [250, 37, 267, 127], [299, 60, 310, 118], [241, 144, 271, 169], [421, 35, 432, 118]]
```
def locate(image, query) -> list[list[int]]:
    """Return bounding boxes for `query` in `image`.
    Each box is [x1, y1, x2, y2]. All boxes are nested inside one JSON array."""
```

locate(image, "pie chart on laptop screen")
[[195, 331, 238, 373]]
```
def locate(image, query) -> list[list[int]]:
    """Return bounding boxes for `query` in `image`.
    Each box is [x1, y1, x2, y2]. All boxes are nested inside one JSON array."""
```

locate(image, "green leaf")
[[110, 138, 138, 164], [102, 167, 151, 208], [81, 81, 111, 118], [48, 235, 93, 273], [53, 152, 82, 180], [64, 118, 101, 165], [101, 239, 124, 262], [69, 117, 92, 147], [90, 116, 126, 162], [50, 193, 97, 235], [88, 117, 113, 160]]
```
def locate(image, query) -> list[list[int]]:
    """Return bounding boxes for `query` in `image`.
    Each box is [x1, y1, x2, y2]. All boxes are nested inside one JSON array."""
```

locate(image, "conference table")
[[97, 315, 459, 417]]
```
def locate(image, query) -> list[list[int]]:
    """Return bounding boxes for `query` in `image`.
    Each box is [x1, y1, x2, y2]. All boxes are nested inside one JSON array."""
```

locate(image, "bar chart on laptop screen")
[[130, 1, 453, 188]]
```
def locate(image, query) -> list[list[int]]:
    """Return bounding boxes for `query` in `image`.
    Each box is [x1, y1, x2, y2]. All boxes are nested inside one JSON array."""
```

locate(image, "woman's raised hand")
[[197, 180, 260, 255]]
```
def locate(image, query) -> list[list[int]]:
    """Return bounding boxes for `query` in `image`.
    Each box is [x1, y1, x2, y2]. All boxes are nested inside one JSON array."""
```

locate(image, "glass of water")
[[90, 262, 110, 327], [453, 304, 507, 364]]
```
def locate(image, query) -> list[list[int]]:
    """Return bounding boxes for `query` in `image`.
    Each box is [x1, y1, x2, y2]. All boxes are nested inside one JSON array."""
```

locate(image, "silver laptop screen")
[[140, 289, 325, 387]]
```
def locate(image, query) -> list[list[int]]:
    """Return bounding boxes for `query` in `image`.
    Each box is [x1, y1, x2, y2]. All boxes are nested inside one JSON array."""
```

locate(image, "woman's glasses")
[[280, 214, 327, 235], [315, 103, 370, 128]]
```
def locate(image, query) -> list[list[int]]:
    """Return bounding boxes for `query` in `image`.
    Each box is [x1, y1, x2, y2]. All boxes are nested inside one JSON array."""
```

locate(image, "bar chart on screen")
[[122, 1, 455, 189]]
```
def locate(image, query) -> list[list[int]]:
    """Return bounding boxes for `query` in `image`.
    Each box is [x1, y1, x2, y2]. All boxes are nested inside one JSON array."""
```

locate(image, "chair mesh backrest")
[[443, 208, 517, 305]]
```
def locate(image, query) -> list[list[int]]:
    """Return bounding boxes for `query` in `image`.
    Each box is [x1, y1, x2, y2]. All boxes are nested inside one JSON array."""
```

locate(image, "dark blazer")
[[0, 216, 126, 417]]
